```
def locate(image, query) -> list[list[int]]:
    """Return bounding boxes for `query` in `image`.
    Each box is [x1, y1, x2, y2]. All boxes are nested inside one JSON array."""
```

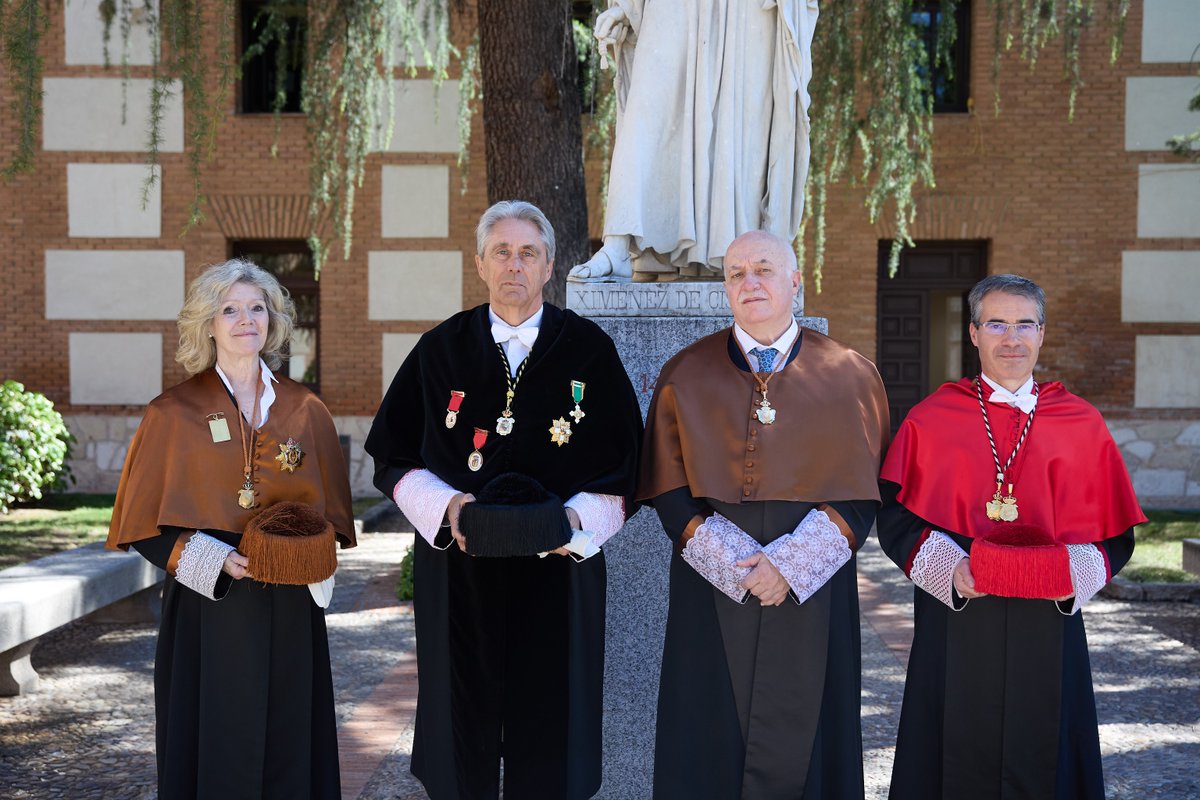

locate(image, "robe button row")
[[744, 476, 753, 484], [743, 489, 751, 497], [746, 461, 754, 468], [747, 444, 756, 452]]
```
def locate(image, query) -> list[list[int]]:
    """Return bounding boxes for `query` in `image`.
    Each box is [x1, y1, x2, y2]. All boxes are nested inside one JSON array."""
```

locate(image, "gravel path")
[[1, 532, 1196, 799]]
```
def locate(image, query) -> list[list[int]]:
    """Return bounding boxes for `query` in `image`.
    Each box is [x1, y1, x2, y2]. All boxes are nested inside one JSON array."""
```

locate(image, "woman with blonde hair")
[[107, 258, 355, 799]]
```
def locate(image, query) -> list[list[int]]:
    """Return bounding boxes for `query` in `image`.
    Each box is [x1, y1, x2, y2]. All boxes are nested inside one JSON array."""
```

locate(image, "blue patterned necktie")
[[750, 346, 777, 373]]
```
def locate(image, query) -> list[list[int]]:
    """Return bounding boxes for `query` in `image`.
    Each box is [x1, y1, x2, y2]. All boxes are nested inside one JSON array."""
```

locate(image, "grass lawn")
[[1124, 510, 1200, 583], [0, 493, 115, 569], [0, 494, 385, 569]]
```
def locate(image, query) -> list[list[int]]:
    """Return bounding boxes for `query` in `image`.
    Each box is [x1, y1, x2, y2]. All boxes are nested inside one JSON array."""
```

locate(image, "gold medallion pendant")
[[755, 397, 776, 425], [238, 480, 258, 509], [275, 438, 303, 472], [549, 417, 573, 446], [496, 410, 515, 436]]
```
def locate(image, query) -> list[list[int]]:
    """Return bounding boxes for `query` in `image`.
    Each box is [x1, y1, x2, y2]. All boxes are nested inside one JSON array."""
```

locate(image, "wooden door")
[[877, 241, 987, 431]]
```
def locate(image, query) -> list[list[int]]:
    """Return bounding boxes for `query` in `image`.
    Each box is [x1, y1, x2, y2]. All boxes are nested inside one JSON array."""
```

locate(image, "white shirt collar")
[[488, 305, 543, 332], [215, 357, 278, 428], [980, 372, 1037, 413], [733, 319, 799, 373]]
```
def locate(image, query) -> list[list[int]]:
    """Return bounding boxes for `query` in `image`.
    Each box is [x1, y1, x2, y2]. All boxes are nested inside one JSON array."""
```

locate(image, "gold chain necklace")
[[494, 344, 529, 436], [732, 336, 781, 424], [975, 376, 1037, 522], [234, 377, 265, 509]]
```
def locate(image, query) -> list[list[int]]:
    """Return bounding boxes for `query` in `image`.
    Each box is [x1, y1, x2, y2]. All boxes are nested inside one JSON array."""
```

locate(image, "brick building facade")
[[1, 0, 1198, 505]]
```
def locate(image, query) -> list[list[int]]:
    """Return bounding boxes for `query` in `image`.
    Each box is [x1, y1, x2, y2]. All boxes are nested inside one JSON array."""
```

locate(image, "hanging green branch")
[[1167, 59, 1200, 161], [303, 0, 454, 274], [0, 0, 49, 180], [800, 0, 1131, 288]]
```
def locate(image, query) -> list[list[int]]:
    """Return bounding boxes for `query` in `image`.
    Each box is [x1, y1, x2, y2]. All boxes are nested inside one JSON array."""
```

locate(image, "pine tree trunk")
[[477, 0, 588, 308]]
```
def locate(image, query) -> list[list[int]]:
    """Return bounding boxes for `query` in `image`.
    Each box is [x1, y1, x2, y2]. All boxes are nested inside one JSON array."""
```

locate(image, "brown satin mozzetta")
[[106, 369, 355, 551], [164, 531, 194, 578], [638, 328, 889, 505]]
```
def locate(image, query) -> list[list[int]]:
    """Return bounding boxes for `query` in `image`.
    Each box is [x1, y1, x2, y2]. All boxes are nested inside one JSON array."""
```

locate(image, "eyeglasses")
[[976, 321, 1042, 338]]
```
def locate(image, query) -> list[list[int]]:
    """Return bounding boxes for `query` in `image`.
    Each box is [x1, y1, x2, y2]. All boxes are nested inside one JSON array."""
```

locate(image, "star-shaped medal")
[[548, 417, 573, 447], [275, 437, 303, 473]]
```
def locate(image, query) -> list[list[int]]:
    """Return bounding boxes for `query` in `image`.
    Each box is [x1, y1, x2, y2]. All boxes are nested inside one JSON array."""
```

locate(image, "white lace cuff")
[[175, 532, 236, 600], [910, 531, 968, 610], [394, 468, 459, 549], [761, 509, 851, 605], [564, 492, 625, 549], [681, 513, 762, 603], [1062, 543, 1108, 615]]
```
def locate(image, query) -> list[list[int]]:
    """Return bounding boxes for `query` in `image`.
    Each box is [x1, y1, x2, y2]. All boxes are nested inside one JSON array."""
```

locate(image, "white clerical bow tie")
[[988, 386, 1037, 414], [491, 323, 538, 349]]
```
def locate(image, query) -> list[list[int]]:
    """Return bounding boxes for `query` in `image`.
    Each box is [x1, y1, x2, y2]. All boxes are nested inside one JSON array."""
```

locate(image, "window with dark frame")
[[239, 0, 306, 115], [912, 0, 971, 114], [231, 241, 320, 393]]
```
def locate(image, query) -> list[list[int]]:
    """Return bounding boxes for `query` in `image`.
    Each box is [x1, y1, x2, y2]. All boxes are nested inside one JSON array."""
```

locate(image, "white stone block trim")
[[1135, 335, 1200, 408], [69, 333, 163, 406], [67, 164, 162, 238], [44, 78, 183, 152], [1137, 165, 1200, 238], [381, 165, 450, 238], [1125, 77, 1200, 151], [368, 251, 463, 321], [382, 333, 423, 399], [373, 79, 461, 153], [65, 0, 158, 66], [1141, 0, 1200, 64], [1121, 251, 1200, 323], [46, 250, 184, 320]]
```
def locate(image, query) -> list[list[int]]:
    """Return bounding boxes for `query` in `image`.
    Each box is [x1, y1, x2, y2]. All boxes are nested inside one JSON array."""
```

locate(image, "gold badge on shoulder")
[[275, 438, 303, 472]]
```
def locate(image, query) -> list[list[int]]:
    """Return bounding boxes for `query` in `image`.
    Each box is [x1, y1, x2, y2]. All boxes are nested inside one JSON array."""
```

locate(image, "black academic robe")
[[643, 332, 886, 800], [877, 486, 1135, 800], [118, 375, 351, 800], [365, 303, 642, 800]]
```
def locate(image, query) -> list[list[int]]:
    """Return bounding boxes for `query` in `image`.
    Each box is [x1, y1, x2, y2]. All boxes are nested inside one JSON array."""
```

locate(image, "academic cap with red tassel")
[[970, 522, 1074, 600]]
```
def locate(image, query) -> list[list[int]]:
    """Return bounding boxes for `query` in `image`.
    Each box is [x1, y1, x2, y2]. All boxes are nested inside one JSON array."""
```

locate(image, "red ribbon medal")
[[468, 427, 487, 471], [445, 390, 465, 428]]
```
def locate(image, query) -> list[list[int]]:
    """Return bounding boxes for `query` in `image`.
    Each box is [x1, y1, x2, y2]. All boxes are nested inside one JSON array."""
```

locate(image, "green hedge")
[[0, 380, 74, 513]]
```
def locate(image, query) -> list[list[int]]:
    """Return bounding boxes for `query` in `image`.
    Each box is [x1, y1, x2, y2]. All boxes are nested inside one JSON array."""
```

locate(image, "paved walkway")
[[1, 531, 1197, 799]]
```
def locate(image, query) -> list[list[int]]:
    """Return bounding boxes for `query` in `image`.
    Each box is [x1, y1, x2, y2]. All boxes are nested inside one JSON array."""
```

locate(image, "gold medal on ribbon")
[[468, 427, 488, 471], [446, 390, 465, 429]]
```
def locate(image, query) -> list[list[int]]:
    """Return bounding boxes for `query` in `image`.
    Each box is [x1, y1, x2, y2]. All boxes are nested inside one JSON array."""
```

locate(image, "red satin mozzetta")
[[881, 378, 1145, 545]]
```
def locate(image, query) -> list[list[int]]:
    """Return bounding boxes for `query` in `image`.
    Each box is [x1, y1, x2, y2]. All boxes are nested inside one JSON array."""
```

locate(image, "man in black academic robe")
[[366, 201, 642, 800], [638, 231, 890, 799]]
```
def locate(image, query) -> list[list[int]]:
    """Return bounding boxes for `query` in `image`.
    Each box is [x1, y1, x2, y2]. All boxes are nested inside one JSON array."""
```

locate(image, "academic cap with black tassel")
[[457, 472, 572, 557]]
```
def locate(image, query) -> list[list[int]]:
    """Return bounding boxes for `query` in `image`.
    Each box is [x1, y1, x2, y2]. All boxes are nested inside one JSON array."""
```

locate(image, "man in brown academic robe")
[[639, 230, 889, 799]]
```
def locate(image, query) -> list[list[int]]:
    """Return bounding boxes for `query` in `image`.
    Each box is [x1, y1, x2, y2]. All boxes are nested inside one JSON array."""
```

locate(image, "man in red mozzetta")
[[878, 273, 1145, 800]]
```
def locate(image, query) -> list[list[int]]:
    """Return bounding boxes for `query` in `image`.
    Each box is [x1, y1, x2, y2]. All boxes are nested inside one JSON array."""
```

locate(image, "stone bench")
[[0, 541, 163, 696]]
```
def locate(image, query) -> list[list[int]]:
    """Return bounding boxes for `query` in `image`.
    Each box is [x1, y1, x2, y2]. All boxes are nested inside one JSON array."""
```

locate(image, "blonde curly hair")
[[175, 259, 295, 375]]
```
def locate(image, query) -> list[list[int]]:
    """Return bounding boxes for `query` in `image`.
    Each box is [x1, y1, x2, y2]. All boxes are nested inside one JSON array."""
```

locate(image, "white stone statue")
[[569, 0, 819, 283]]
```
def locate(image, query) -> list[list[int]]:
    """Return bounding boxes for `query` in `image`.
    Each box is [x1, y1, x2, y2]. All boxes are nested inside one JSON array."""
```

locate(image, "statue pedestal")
[[567, 282, 826, 799]]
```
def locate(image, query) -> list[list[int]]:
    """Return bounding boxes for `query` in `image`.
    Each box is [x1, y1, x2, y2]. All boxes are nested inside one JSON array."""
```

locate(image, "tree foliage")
[[0, 0, 1153, 285]]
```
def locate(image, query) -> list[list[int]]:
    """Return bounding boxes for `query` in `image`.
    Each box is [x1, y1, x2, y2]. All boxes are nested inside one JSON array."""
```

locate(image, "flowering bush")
[[0, 380, 74, 513]]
